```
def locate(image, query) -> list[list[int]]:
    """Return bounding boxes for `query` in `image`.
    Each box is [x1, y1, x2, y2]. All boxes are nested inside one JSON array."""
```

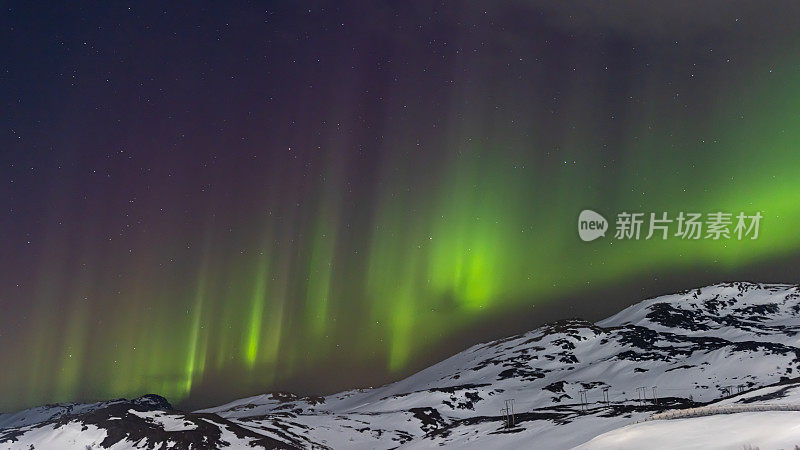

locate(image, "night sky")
[[3, 1, 800, 411]]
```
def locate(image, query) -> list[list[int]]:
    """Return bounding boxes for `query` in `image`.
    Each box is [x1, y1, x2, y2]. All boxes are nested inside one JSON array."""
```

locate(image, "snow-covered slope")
[[579, 378, 800, 449], [578, 410, 800, 449], [0, 394, 294, 450], [0, 394, 169, 430], [3, 282, 800, 449]]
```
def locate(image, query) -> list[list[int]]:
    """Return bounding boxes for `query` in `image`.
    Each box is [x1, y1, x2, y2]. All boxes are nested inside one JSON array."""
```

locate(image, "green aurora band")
[[4, 10, 800, 412]]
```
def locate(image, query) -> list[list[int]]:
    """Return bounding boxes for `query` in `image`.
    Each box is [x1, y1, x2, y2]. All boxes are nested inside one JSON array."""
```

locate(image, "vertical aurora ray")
[[183, 280, 207, 395], [181, 226, 216, 398], [245, 256, 268, 367], [54, 242, 97, 404], [304, 219, 336, 338]]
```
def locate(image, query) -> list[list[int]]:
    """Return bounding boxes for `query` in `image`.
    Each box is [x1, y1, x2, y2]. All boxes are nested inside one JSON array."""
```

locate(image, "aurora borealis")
[[4, 1, 800, 411]]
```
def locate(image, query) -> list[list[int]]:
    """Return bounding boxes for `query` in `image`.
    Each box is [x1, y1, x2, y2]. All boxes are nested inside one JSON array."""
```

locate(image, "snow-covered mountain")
[[4, 281, 800, 449]]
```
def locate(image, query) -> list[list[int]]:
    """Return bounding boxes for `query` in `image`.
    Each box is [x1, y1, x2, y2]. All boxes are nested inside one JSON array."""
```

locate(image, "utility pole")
[[602, 387, 610, 405], [722, 386, 732, 396], [636, 387, 648, 406], [501, 399, 515, 427], [652, 386, 658, 405], [579, 390, 588, 412]]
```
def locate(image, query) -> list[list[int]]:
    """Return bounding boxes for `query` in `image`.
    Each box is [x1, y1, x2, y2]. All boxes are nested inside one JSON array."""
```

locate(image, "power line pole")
[[602, 387, 610, 405], [722, 385, 732, 397], [501, 399, 515, 428], [636, 387, 648, 406], [579, 390, 588, 412], [652, 386, 658, 405]]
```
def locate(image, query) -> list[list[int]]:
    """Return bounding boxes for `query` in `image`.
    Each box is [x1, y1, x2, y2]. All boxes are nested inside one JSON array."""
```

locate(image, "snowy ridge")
[[0, 394, 171, 430], [4, 282, 800, 448]]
